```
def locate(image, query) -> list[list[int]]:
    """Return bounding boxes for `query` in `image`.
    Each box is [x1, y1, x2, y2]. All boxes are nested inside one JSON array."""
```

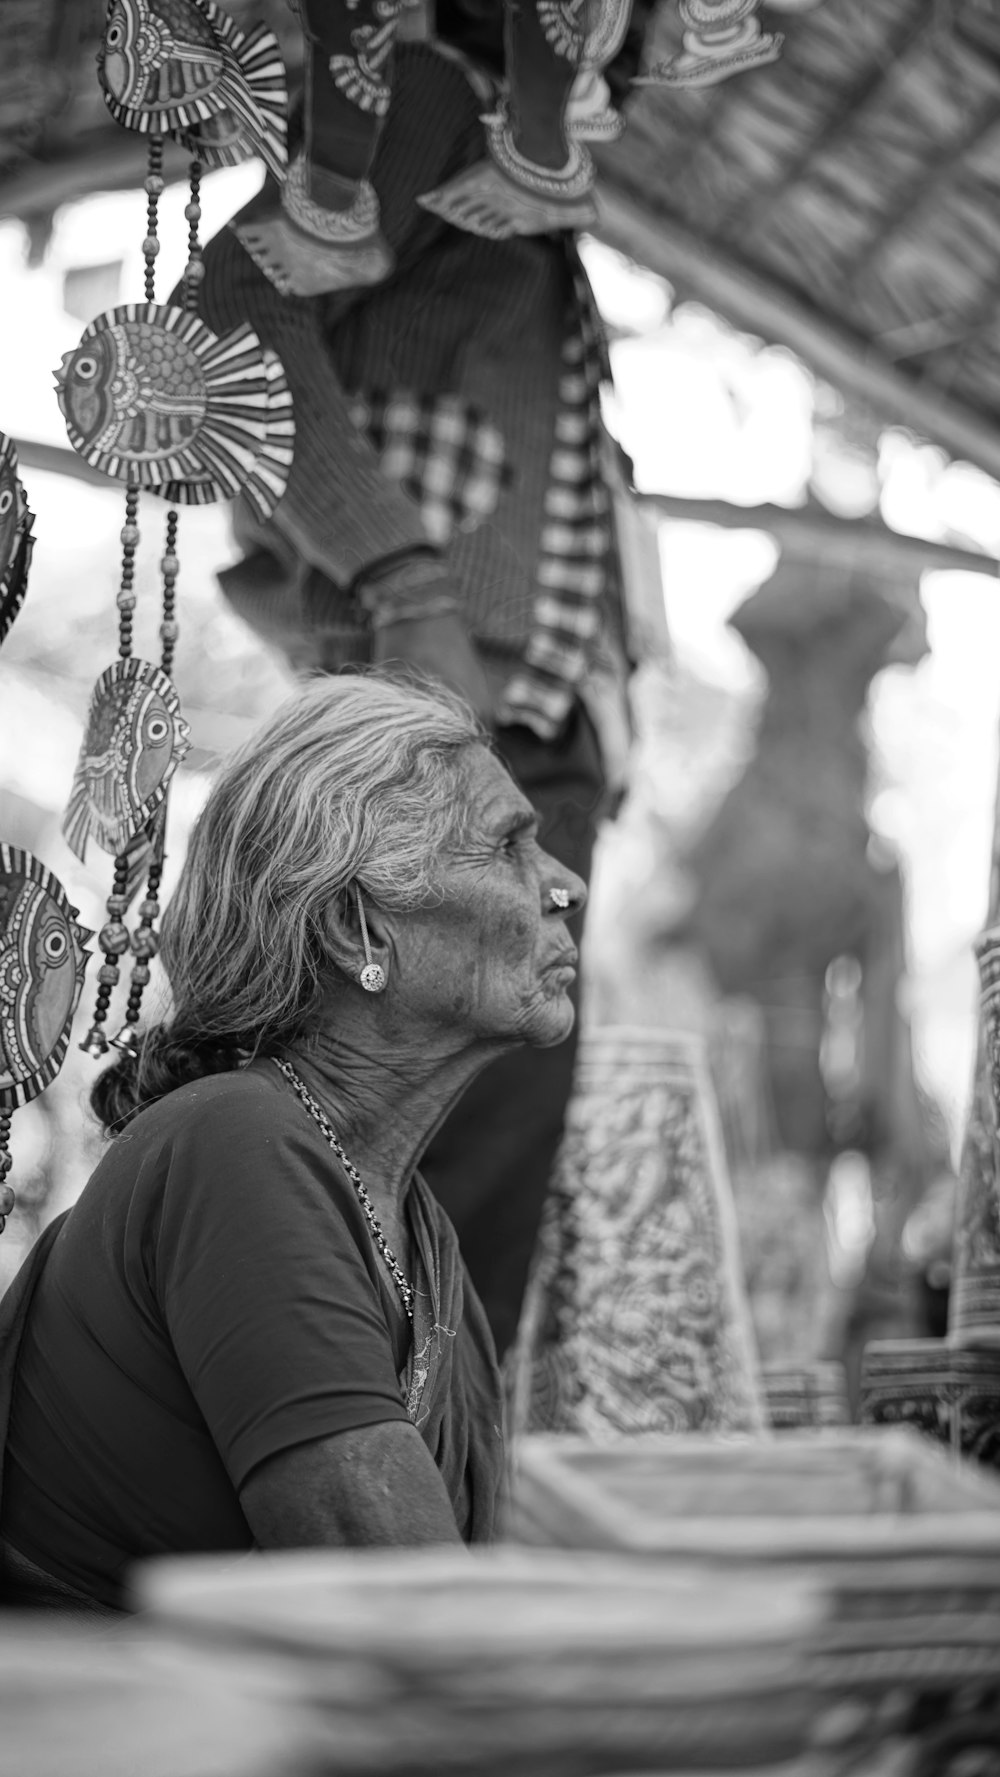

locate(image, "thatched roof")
[[594, 0, 1000, 483], [3, 0, 1000, 487]]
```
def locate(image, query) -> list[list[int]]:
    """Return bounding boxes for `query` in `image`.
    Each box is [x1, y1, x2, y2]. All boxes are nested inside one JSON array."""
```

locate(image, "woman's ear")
[[319, 886, 391, 986]]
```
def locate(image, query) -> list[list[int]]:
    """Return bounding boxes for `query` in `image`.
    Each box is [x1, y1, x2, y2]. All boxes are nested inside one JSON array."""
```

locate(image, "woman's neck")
[[281, 1016, 501, 1222]]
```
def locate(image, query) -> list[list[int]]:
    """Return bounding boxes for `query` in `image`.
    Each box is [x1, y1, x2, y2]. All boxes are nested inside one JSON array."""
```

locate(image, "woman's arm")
[[240, 1422, 463, 1548]]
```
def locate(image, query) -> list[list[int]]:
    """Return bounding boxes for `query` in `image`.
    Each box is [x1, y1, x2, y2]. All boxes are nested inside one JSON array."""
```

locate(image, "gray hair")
[[92, 673, 482, 1129]]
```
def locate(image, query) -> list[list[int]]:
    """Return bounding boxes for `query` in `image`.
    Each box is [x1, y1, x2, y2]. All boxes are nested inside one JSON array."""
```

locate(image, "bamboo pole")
[[17, 436, 999, 582], [595, 187, 1000, 487], [637, 493, 999, 580]]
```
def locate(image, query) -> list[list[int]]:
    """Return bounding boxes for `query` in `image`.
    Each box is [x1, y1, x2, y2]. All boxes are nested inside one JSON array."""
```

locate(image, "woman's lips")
[[543, 949, 578, 978]]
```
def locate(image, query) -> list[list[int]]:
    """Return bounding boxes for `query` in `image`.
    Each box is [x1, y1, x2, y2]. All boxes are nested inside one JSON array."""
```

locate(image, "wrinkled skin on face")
[[386, 745, 586, 1051]]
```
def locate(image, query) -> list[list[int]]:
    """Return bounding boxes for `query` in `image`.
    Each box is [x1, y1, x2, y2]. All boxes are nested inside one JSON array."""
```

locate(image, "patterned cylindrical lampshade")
[[975, 923, 1000, 1089]]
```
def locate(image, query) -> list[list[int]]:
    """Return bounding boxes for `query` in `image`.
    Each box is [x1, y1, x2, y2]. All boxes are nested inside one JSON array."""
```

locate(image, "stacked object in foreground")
[[136, 1548, 837, 1774], [511, 1427, 1000, 1773], [0, 1621, 312, 1777]]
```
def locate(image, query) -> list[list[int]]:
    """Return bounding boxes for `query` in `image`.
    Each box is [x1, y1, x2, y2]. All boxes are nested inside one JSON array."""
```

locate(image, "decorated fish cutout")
[[99, 0, 287, 179], [62, 658, 191, 863], [55, 303, 294, 521], [0, 432, 35, 647], [0, 847, 93, 1110]]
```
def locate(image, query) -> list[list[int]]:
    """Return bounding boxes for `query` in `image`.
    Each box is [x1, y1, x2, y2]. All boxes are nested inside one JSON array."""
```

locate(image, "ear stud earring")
[[356, 884, 386, 992]]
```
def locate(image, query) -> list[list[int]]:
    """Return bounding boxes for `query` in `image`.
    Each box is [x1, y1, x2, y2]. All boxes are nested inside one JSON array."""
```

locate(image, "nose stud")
[[549, 888, 571, 910]]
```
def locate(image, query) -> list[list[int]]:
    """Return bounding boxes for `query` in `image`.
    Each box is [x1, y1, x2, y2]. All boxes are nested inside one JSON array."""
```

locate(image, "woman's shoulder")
[[119, 1059, 299, 1148]]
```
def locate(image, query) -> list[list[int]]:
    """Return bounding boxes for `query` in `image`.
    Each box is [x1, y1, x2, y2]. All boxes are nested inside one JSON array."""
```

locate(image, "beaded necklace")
[[273, 1057, 415, 1321]]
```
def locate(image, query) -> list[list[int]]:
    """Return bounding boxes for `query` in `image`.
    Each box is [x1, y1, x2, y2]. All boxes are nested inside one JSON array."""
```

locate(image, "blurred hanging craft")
[[418, 0, 599, 239], [0, 431, 35, 648], [0, 848, 93, 1231], [98, 0, 288, 177], [234, 0, 401, 296], [632, 0, 782, 87], [566, 0, 632, 141]]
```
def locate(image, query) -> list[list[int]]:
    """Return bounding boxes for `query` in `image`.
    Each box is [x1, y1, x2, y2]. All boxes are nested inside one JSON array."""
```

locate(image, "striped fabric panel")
[[499, 259, 614, 739]]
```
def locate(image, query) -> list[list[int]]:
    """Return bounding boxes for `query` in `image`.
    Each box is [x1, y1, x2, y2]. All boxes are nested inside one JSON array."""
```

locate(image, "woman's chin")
[[524, 995, 577, 1049]]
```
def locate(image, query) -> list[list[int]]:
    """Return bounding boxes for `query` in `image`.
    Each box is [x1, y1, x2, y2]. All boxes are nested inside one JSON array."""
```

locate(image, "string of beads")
[[117, 483, 140, 659], [81, 854, 131, 1056], [143, 136, 163, 303], [184, 159, 204, 301], [0, 1113, 13, 1233]]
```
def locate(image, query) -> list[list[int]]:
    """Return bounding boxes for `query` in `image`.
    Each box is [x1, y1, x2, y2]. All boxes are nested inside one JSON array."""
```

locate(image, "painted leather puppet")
[[55, 303, 293, 519], [99, 0, 287, 177], [0, 433, 35, 649], [62, 660, 191, 865]]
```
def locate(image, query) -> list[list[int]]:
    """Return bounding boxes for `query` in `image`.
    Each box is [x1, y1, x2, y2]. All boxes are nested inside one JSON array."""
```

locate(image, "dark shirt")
[[1, 1063, 501, 1607]]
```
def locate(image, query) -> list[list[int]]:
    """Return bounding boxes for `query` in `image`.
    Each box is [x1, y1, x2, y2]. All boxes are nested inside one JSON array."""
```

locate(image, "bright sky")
[[2, 168, 999, 1145]]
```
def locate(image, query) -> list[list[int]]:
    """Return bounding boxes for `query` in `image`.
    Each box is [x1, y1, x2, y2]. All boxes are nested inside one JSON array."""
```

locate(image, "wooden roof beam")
[[636, 492, 999, 579], [17, 436, 994, 583], [595, 185, 1000, 485]]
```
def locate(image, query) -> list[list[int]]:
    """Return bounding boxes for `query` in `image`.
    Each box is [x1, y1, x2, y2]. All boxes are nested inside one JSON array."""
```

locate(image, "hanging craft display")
[[0, 847, 93, 1230], [418, 0, 597, 240], [56, 64, 292, 1063], [565, 0, 634, 143], [55, 301, 294, 522], [99, 0, 288, 178], [0, 431, 35, 648], [62, 659, 191, 864], [632, 0, 782, 87], [234, 0, 402, 297]]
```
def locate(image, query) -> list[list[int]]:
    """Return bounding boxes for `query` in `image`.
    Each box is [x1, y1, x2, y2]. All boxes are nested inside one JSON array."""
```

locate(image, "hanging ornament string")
[[62, 58, 293, 1067], [0, 1113, 13, 1235], [118, 482, 140, 660], [143, 136, 164, 300], [183, 158, 204, 303], [106, 158, 204, 1060], [160, 508, 180, 676], [80, 136, 188, 1062]]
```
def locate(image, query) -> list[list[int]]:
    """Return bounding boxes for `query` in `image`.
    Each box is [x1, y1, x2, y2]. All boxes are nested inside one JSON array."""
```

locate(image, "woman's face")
[[388, 745, 586, 1049]]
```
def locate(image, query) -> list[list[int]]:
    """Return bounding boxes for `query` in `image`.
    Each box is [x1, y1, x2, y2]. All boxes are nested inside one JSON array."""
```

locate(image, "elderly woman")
[[0, 676, 584, 1611]]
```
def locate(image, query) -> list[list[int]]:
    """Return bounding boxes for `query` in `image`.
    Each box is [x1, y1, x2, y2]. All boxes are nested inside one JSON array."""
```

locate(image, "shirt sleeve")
[[193, 45, 488, 588], [196, 224, 431, 587], [148, 1078, 410, 1492]]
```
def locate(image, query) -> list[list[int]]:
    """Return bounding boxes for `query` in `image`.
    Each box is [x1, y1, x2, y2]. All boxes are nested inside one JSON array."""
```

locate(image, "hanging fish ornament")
[[98, 0, 288, 179], [55, 303, 294, 520], [0, 432, 35, 648], [62, 658, 191, 864], [0, 848, 93, 1111]]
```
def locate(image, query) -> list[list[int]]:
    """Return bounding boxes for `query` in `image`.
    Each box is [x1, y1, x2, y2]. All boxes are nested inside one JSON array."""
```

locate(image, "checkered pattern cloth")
[[348, 391, 511, 546], [345, 259, 615, 741], [499, 262, 615, 739]]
